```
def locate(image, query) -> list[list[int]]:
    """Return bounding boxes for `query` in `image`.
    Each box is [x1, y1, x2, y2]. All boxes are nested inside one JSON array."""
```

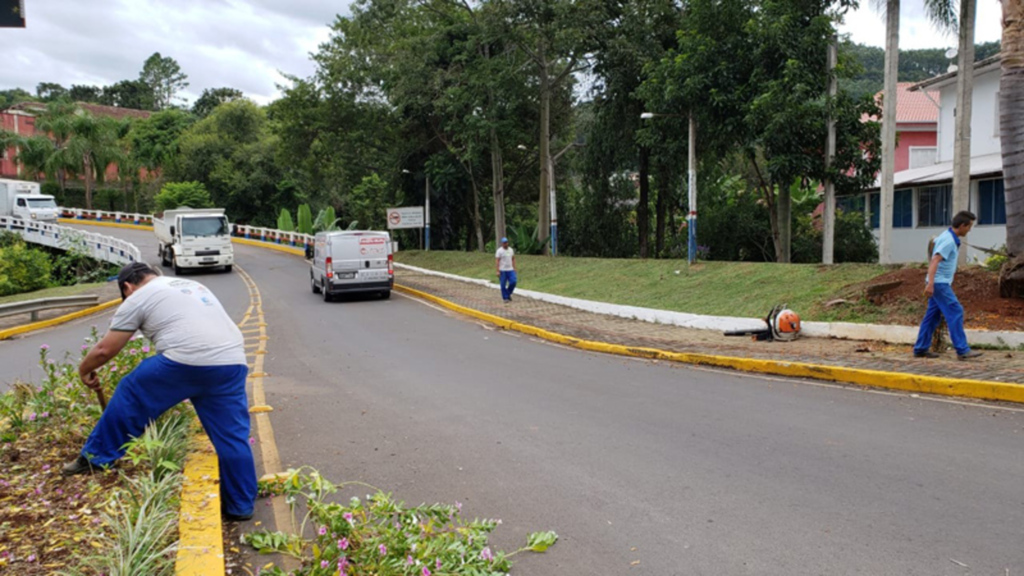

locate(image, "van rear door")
[[330, 233, 391, 283]]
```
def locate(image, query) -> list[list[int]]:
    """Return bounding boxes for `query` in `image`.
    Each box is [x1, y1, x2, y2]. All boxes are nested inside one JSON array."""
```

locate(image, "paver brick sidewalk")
[[397, 270, 1024, 385]]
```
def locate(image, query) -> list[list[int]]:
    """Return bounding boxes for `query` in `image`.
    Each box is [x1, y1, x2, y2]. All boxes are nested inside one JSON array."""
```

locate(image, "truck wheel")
[[380, 290, 391, 300], [160, 248, 170, 267], [224, 265, 233, 273], [173, 258, 182, 276], [322, 284, 332, 302], [311, 274, 321, 294]]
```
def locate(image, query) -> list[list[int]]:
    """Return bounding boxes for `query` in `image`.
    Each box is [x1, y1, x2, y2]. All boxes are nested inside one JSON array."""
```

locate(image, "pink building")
[[1, 102, 152, 181]]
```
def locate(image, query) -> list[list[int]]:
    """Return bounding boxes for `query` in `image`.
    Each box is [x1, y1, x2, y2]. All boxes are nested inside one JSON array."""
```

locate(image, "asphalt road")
[[2, 225, 1023, 574]]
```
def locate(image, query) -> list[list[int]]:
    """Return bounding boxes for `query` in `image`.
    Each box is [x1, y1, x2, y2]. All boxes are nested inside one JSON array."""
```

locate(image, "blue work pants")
[[913, 283, 971, 356], [499, 270, 517, 301], [82, 354, 257, 517]]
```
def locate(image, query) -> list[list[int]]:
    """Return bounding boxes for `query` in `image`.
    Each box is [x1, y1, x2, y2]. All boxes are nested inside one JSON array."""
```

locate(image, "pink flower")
[[338, 537, 349, 550], [321, 560, 330, 569], [318, 526, 327, 536], [436, 559, 442, 570], [379, 544, 387, 556], [337, 556, 349, 574], [480, 547, 493, 561], [343, 512, 354, 523], [142, 346, 151, 353], [407, 555, 414, 566], [423, 567, 432, 576], [40, 344, 49, 350], [455, 501, 462, 512], [28, 413, 36, 422]]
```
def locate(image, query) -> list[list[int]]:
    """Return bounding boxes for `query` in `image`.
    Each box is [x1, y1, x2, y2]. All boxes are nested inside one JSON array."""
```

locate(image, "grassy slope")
[[396, 251, 891, 322], [0, 282, 108, 305]]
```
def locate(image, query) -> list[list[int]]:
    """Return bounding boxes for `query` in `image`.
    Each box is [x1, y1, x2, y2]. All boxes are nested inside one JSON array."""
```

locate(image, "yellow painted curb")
[[58, 218, 152, 231], [232, 236, 306, 256], [0, 298, 120, 340], [175, 433, 225, 576], [394, 284, 1024, 405]]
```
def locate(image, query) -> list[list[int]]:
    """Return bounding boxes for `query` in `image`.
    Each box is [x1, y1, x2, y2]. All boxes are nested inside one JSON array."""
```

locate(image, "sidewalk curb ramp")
[[393, 283, 1024, 405]]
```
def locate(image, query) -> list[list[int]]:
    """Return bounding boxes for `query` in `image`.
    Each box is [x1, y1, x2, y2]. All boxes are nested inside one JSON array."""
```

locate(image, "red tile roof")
[[3, 101, 152, 120], [868, 83, 939, 124]]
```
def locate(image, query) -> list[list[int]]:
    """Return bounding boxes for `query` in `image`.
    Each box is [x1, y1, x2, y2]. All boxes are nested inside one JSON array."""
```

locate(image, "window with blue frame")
[[869, 189, 913, 229], [837, 195, 865, 215], [918, 185, 951, 227], [978, 179, 1006, 225]]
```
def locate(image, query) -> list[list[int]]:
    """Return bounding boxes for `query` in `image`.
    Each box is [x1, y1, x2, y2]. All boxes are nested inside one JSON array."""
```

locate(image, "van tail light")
[[326, 257, 333, 279], [388, 254, 394, 275]]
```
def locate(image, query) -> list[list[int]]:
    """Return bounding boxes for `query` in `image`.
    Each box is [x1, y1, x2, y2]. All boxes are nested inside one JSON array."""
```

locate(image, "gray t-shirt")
[[110, 276, 246, 367]]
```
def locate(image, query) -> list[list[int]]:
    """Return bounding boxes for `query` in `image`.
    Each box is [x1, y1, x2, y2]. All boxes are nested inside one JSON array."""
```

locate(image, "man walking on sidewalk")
[[62, 262, 257, 521], [496, 237, 517, 303], [913, 210, 983, 361]]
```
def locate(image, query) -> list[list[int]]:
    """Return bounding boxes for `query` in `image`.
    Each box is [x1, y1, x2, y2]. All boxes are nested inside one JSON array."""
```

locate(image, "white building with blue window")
[[850, 55, 1005, 263]]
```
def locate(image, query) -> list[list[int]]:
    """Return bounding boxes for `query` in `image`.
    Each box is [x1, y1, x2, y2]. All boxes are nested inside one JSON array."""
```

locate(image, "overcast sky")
[[0, 0, 1004, 106]]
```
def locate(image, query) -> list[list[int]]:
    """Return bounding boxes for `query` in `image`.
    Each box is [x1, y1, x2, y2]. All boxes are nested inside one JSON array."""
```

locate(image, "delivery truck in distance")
[[0, 179, 59, 222], [153, 207, 234, 274]]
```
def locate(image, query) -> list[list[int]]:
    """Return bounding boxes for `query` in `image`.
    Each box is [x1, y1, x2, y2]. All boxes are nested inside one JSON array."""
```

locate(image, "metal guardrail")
[[0, 215, 142, 266], [0, 295, 101, 321]]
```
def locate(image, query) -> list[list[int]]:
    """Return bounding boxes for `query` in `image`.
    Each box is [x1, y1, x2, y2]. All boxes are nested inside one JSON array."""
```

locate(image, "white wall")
[[937, 68, 1000, 162], [873, 225, 1005, 264]]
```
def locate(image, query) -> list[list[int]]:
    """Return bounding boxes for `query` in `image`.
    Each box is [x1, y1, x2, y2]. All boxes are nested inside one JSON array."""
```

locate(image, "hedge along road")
[[3, 225, 1024, 574]]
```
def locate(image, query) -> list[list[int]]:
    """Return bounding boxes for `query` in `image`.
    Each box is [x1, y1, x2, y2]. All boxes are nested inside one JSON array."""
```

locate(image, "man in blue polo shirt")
[[913, 210, 982, 361]]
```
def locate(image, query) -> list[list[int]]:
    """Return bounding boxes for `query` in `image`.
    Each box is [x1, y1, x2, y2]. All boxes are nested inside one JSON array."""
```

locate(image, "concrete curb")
[[174, 433, 225, 575], [0, 298, 120, 340], [394, 263, 1024, 348], [394, 284, 1024, 404]]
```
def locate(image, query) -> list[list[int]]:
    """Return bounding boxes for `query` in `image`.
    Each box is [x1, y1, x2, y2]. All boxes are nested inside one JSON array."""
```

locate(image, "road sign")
[[386, 207, 424, 230]]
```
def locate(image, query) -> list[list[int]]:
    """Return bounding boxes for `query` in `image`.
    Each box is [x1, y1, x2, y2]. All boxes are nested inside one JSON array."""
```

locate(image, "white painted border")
[[395, 262, 1024, 348]]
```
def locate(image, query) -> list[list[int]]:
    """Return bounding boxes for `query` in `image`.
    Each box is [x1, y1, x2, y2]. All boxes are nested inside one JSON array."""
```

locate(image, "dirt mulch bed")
[[857, 267, 1024, 332], [0, 430, 143, 574]]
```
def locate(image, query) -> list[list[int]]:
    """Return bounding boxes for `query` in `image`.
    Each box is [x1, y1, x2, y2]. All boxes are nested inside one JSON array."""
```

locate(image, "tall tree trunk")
[[879, 0, 900, 264], [776, 181, 792, 263], [538, 43, 552, 255], [655, 157, 670, 257], [638, 146, 651, 258], [471, 176, 485, 252], [1000, 0, 1024, 297], [952, 0, 977, 264], [823, 35, 838, 264], [83, 155, 93, 210], [489, 125, 506, 246], [750, 155, 781, 262]]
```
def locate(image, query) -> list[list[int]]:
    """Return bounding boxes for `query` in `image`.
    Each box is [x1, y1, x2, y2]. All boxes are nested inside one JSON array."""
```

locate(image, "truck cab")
[[154, 208, 234, 274], [0, 179, 59, 222]]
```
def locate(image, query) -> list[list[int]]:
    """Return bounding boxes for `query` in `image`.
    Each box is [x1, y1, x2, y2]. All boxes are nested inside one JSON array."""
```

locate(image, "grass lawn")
[[396, 251, 892, 322], [0, 282, 109, 305]]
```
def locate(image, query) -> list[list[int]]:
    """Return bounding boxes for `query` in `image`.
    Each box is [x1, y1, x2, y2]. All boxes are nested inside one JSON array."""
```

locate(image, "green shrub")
[[154, 181, 212, 212], [0, 242, 52, 296], [297, 204, 313, 235], [277, 208, 295, 232], [984, 245, 1008, 273]]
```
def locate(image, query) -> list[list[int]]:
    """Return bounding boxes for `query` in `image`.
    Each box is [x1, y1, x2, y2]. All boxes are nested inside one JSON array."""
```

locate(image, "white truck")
[[154, 207, 234, 274], [0, 179, 60, 222]]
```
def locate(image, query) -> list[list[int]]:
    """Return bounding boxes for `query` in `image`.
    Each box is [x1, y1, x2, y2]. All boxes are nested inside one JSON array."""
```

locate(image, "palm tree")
[[70, 113, 121, 210], [1000, 0, 1024, 297]]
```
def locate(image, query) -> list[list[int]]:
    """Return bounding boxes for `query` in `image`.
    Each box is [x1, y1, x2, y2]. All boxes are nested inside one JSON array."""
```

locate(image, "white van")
[[310, 230, 394, 301]]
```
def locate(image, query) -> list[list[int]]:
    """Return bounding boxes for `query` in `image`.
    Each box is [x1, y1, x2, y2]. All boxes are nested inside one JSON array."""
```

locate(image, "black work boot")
[[61, 455, 96, 477]]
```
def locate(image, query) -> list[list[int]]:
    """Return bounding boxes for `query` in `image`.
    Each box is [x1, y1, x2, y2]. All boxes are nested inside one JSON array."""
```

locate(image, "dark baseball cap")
[[117, 262, 157, 300]]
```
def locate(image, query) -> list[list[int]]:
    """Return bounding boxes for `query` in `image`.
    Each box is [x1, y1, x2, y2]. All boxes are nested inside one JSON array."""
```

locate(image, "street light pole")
[[425, 174, 431, 251], [641, 111, 697, 264], [687, 113, 697, 265]]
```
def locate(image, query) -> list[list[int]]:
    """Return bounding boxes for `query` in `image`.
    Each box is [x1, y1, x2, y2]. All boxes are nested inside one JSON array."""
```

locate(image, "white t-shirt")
[[495, 246, 515, 271], [110, 276, 246, 366]]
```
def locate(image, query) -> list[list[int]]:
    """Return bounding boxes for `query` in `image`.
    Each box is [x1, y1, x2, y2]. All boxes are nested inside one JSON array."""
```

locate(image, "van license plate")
[[338, 272, 356, 279], [202, 257, 215, 262]]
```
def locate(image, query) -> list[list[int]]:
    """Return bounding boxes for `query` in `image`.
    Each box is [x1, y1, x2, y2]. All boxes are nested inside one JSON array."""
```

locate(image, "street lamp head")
[[640, 112, 655, 119]]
